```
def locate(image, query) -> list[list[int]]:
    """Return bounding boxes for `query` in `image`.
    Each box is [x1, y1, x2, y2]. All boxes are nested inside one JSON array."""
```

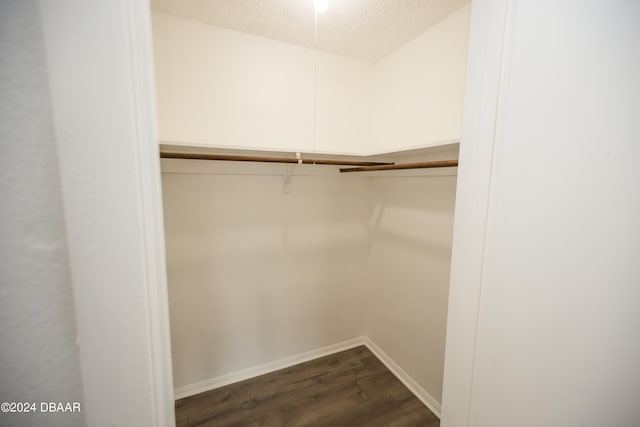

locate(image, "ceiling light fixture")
[[315, 0, 328, 13]]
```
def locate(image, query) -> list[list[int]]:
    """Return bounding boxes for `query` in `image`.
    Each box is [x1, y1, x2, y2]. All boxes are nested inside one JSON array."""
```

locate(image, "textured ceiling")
[[150, 0, 470, 62]]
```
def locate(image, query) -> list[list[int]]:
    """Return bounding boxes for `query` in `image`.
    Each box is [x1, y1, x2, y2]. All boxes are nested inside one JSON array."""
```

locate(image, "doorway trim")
[[440, 0, 511, 426], [39, 0, 175, 425]]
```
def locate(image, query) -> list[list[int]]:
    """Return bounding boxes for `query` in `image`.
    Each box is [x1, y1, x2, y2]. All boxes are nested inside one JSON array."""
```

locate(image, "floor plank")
[[175, 346, 440, 427]]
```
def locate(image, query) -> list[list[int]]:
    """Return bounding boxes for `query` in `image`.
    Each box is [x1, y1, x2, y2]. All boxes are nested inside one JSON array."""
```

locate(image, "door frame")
[[40, 0, 175, 425], [441, 0, 510, 426]]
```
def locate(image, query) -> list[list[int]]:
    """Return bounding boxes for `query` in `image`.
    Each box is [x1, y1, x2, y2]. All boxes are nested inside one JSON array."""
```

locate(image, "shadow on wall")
[[364, 174, 458, 403], [162, 172, 371, 387], [367, 176, 457, 260]]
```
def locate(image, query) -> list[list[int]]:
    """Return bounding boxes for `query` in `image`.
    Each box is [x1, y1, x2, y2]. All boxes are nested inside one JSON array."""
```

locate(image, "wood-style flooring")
[[175, 345, 440, 427]]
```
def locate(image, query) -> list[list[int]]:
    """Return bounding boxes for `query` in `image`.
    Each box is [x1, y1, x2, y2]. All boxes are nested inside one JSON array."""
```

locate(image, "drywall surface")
[[0, 2, 84, 426], [372, 4, 471, 152], [366, 152, 458, 405], [162, 162, 370, 388], [151, 7, 471, 155], [314, 51, 373, 154], [444, 1, 640, 426], [152, 12, 373, 154]]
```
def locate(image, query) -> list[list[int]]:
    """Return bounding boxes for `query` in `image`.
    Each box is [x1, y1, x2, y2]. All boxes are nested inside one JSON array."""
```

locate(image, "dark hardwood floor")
[[175, 345, 440, 427]]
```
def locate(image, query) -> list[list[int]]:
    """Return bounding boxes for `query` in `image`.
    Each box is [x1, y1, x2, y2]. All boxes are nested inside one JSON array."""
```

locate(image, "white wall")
[[0, 2, 84, 426], [315, 51, 373, 154], [151, 7, 471, 155], [442, 1, 640, 426], [161, 162, 370, 389], [372, 4, 471, 153], [366, 149, 458, 407], [152, 12, 373, 154]]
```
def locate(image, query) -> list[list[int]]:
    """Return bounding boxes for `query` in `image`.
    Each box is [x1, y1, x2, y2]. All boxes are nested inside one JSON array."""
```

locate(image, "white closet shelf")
[[159, 138, 460, 158], [160, 152, 393, 167], [160, 143, 460, 173]]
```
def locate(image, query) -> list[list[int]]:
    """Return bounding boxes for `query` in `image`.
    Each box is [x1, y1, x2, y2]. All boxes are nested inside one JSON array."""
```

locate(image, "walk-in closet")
[[151, 0, 471, 424], [15, 1, 637, 425]]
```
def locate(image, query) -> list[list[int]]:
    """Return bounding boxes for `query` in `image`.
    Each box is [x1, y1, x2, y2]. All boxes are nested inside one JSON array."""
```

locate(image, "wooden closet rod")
[[339, 159, 458, 173], [160, 152, 394, 167]]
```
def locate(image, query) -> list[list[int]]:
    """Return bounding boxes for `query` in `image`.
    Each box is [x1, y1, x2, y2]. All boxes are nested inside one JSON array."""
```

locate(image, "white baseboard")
[[174, 335, 442, 420], [174, 336, 366, 400], [362, 337, 442, 418]]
